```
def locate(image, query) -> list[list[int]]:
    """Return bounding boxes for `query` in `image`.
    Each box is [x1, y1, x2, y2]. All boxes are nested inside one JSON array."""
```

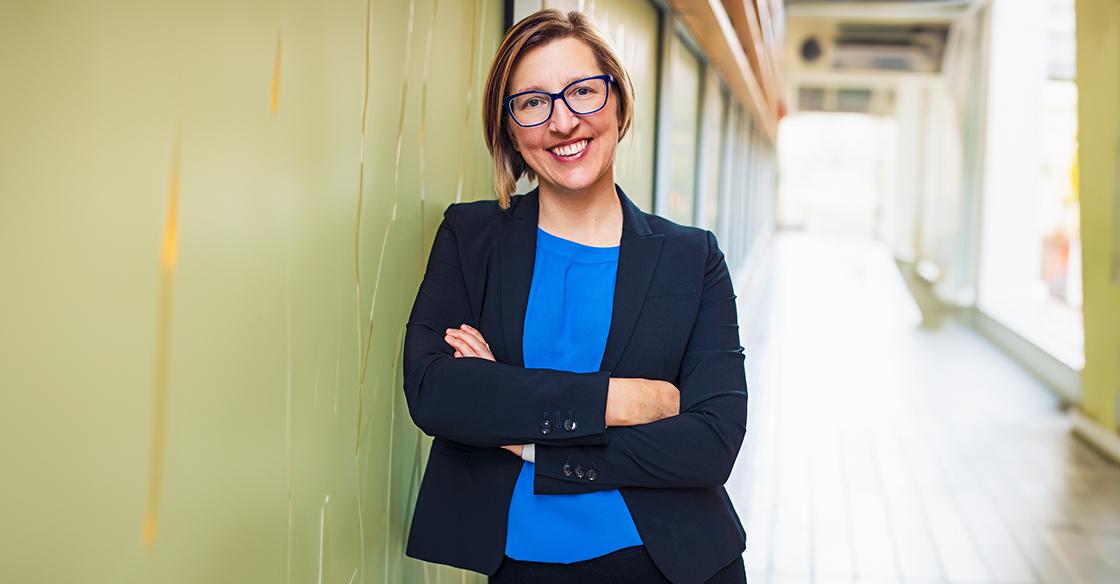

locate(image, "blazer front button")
[[562, 462, 573, 477]]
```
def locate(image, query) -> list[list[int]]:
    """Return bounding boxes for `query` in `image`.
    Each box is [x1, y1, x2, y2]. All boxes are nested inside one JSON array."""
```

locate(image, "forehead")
[[508, 37, 601, 93]]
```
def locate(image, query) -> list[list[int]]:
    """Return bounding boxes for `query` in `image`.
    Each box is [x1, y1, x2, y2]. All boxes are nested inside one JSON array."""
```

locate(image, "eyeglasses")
[[504, 74, 614, 128]]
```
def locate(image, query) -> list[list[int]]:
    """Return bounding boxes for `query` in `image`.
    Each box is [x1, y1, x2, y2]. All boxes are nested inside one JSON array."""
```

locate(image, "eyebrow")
[[511, 73, 597, 95]]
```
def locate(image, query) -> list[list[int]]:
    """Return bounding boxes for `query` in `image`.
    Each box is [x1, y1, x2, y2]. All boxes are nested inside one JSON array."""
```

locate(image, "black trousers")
[[489, 545, 747, 584]]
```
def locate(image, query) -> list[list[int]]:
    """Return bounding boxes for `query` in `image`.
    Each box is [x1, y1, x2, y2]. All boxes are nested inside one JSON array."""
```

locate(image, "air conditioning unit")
[[787, 19, 949, 75], [789, 21, 836, 73]]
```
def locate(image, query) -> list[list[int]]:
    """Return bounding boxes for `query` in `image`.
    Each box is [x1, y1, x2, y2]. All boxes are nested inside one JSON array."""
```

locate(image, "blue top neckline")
[[536, 227, 619, 264]]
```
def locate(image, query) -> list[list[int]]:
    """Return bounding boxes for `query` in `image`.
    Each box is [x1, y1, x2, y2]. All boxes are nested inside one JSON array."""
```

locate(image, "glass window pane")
[[697, 73, 726, 232], [978, 0, 1082, 368], [665, 34, 702, 225], [581, 0, 660, 210]]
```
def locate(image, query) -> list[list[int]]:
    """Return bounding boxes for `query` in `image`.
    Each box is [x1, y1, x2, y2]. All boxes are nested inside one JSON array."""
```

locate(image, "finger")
[[446, 329, 488, 357], [456, 325, 496, 361], [444, 334, 479, 357], [449, 327, 489, 352], [454, 350, 463, 358], [458, 324, 491, 349]]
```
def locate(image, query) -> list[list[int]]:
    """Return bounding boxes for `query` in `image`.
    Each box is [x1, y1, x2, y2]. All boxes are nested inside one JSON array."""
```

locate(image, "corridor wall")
[[0, 1, 502, 582], [1076, 0, 1120, 435]]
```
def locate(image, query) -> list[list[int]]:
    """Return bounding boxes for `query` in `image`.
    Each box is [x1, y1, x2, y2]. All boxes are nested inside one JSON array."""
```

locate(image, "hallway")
[[729, 232, 1120, 584]]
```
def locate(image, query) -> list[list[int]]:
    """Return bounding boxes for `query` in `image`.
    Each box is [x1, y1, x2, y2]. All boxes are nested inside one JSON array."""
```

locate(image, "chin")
[[547, 168, 608, 193]]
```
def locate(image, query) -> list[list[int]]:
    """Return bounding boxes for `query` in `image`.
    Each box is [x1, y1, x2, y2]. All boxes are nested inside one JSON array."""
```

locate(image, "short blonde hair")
[[482, 9, 636, 211]]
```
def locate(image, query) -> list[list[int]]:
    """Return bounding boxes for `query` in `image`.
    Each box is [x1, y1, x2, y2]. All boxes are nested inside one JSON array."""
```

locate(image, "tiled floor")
[[726, 232, 1120, 584]]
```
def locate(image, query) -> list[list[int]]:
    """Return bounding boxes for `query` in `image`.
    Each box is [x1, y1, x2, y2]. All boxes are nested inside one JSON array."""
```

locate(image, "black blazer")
[[402, 184, 748, 584]]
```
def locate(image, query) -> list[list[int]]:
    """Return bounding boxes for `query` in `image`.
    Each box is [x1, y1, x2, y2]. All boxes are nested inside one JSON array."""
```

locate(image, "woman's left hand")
[[445, 325, 523, 456]]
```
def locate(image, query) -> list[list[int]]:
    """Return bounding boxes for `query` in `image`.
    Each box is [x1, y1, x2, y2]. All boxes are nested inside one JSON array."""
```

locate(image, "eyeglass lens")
[[510, 78, 608, 126]]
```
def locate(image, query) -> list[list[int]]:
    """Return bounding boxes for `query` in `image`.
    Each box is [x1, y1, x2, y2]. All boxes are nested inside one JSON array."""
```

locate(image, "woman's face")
[[506, 37, 620, 196]]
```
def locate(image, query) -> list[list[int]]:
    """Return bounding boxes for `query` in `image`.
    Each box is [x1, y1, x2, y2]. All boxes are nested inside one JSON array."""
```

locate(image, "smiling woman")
[[401, 8, 748, 584], [502, 36, 621, 203], [481, 14, 636, 214]]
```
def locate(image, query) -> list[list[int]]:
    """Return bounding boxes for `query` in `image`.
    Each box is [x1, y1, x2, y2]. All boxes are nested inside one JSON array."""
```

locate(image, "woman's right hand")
[[605, 378, 680, 427]]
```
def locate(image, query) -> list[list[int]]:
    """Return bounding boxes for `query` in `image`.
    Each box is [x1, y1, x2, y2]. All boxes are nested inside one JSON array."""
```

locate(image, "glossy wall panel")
[[0, 1, 501, 582]]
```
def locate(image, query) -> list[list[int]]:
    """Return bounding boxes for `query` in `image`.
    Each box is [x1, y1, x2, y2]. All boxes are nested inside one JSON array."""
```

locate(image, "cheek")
[[595, 114, 620, 144], [512, 129, 545, 154]]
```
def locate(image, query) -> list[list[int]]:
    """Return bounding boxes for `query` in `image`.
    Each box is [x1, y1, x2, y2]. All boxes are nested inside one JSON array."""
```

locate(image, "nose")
[[548, 98, 581, 134]]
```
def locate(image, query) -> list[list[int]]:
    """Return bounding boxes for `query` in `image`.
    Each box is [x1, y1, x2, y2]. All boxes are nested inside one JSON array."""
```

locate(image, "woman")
[[402, 9, 748, 584]]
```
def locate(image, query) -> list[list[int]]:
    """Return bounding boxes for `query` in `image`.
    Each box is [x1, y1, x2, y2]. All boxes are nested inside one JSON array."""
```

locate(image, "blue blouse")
[[504, 227, 644, 563]]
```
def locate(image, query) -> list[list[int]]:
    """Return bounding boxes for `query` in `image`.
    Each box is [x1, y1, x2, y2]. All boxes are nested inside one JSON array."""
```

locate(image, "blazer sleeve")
[[531, 230, 748, 492], [401, 203, 611, 448]]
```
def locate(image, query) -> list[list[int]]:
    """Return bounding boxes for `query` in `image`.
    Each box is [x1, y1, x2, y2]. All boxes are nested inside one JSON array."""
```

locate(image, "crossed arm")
[[402, 203, 747, 492]]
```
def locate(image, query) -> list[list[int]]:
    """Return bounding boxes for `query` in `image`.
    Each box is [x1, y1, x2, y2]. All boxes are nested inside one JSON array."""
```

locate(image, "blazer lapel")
[[497, 184, 663, 373], [599, 184, 663, 374], [498, 187, 539, 368]]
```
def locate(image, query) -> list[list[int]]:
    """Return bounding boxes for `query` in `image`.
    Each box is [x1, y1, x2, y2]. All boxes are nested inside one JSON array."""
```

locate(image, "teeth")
[[549, 139, 588, 157]]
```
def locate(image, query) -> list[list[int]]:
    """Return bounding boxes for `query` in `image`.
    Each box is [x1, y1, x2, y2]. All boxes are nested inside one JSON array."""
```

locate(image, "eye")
[[518, 96, 547, 110]]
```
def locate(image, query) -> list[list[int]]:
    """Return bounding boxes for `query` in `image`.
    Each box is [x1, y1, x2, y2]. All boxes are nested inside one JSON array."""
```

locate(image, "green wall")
[[0, 0, 501, 582], [1076, 0, 1120, 433]]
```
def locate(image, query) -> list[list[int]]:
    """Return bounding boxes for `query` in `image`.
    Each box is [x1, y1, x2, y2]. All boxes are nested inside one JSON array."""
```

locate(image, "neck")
[[537, 171, 622, 247]]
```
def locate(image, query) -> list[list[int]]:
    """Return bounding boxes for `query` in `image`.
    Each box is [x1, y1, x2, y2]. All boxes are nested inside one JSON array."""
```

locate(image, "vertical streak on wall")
[[143, 137, 181, 549], [285, 281, 294, 584], [384, 326, 410, 581], [317, 494, 330, 584], [271, 33, 283, 114], [389, 2, 440, 582], [456, 0, 485, 205], [353, 1, 376, 580], [358, 0, 415, 455], [354, 0, 374, 393], [419, 1, 440, 239]]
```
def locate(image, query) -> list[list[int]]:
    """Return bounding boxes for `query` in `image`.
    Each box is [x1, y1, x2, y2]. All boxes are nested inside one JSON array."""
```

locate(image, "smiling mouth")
[[547, 138, 590, 159]]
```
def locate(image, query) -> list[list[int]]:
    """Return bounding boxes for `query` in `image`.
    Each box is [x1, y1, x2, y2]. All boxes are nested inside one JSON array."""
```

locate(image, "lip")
[[547, 138, 592, 162]]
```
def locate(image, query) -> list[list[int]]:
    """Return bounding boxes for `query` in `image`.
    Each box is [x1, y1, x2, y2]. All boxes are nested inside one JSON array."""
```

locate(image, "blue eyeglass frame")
[[504, 73, 615, 128]]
